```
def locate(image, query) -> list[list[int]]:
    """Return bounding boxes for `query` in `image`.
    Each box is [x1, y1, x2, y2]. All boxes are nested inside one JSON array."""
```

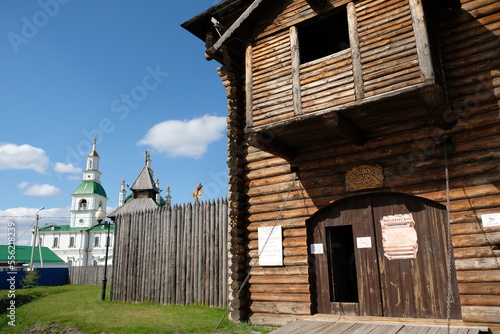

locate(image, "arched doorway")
[[307, 193, 461, 319]]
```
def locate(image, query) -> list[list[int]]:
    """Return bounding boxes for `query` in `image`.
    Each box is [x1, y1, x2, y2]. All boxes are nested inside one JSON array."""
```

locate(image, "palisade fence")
[[111, 199, 229, 308], [69, 266, 111, 286]]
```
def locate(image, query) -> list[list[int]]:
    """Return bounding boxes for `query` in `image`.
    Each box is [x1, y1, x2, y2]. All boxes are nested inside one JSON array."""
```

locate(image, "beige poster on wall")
[[380, 213, 418, 260]]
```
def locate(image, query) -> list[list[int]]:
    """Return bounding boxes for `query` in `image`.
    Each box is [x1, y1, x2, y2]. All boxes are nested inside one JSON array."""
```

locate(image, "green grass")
[[0, 285, 276, 334]]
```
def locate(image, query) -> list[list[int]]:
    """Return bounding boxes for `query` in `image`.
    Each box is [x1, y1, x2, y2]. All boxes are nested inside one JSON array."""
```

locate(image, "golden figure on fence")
[[193, 183, 202, 203]]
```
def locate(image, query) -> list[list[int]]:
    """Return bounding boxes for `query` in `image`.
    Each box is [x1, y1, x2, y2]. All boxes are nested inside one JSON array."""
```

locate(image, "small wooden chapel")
[[183, 0, 500, 328]]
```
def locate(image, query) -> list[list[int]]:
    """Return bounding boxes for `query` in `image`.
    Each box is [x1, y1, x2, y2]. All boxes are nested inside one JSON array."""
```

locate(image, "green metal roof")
[[72, 181, 107, 197], [0, 245, 65, 263], [39, 224, 114, 233]]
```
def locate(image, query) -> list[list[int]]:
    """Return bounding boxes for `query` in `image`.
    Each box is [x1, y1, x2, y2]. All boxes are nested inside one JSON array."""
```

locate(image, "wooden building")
[[183, 0, 500, 328]]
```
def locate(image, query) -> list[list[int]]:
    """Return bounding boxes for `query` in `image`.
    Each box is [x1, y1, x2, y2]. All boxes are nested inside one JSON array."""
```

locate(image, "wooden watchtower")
[[184, 0, 500, 328]]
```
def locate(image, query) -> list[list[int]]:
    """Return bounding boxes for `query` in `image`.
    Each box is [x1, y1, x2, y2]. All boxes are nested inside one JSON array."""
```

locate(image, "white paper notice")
[[258, 226, 283, 266], [310, 243, 324, 254], [356, 237, 372, 249], [481, 213, 500, 227]]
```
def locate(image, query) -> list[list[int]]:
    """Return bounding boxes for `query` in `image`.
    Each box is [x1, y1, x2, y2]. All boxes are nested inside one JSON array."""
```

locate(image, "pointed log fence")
[[110, 199, 229, 308]]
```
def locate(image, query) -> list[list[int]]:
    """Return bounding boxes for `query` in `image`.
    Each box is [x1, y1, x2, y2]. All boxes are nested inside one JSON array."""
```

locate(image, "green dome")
[[73, 181, 107, 197]]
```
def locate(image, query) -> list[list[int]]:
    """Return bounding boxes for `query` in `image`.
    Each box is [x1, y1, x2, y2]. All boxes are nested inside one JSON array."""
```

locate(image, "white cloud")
[[54, 162, 82, 174], [17, 181, 29, 189], [138, 115, 226, 158], [0, 143, 50, 173], [0, 207, 70, 246], [23, 183, 62, 197]]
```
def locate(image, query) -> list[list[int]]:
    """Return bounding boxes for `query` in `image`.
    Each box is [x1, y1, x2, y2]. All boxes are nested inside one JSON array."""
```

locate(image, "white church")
[[37, 139, 113, 266], [37, 140, 171, 266]]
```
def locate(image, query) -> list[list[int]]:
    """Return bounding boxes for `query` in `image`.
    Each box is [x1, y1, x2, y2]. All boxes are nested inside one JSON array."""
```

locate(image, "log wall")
[[69, 266, 111, 286], [110, 200, 229, 308], [224, 0, 500, 326]]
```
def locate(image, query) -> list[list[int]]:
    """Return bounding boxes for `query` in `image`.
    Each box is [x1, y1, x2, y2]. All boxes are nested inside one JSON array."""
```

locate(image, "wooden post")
[[245, 44, 254, 127], [408, 0, 435, 83], [290, 26, 303, 115], [347, 2, 365, 100]]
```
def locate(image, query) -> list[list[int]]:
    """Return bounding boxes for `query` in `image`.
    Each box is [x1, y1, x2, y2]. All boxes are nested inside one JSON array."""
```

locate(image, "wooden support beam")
[[245, 43, 254, 127], [322, 112, 367, 146], [247, 131, 298, 162], [409, 0, 435, 83], [290, 26, 302, 116], [347, 2, 364, 100], [420, 84, 456, 130], [206, 0, 265, 57], [305, 0, 329, 11]]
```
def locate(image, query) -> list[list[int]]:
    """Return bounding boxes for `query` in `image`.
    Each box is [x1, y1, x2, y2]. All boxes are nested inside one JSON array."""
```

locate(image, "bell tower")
[[70, 138, 108, 228]]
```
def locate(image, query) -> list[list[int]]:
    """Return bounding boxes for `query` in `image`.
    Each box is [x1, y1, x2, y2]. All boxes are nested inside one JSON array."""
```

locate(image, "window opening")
[[53, 237, 59, 248], [69, 236, 75, 248], [326, 225, 358, 302], [298, 8, 350, 64], [94, 236, 100, 247]]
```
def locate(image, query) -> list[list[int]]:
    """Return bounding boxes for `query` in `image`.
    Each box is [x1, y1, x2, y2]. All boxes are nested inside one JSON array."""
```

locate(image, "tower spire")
[[119, 177, 127, 207]]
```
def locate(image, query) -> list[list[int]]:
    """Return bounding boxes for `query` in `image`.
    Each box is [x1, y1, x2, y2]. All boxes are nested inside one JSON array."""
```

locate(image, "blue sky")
[[0, 0, 229, 245]]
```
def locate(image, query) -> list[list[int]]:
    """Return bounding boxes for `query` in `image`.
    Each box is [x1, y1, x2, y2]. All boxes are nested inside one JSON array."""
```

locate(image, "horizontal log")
[[251, 265, 309, 276], [453, 232, 500, 247], [250, 301, 312, 315], [249, 313, 310, 326], [455, 257, 500, 270], [247, 218, 307, 232], [462, 306, 500, 324], [460, 295, 500, 306], [456, 270, 500, 283], [250, 292, 311, 303], [250, 283, 310, 294], [458, 282, 500, 294], [453, 246, 499, 259], [249, 274, 309, 285]]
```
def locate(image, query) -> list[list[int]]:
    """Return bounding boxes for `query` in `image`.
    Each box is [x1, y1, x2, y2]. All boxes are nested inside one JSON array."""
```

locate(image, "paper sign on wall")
[[310, 243, 324, 254], [481, 213, 500, 227], [380, 213, 418, 260], [357, 237, 372, 249], [258, 226, 283, 266]]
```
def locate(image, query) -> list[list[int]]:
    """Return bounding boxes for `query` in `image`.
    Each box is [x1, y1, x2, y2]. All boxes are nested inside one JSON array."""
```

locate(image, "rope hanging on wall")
[[212, 171, 298, 334], [443, 137, 453, 334]]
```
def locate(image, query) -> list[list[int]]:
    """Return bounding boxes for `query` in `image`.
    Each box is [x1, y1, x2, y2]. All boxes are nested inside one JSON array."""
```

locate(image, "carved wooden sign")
[[380, 213, 418, 260], [345, 165, 384, 192]]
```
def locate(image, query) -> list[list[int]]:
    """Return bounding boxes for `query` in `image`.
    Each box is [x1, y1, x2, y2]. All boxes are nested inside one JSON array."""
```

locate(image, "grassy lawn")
[[0, 285, 276, 334]]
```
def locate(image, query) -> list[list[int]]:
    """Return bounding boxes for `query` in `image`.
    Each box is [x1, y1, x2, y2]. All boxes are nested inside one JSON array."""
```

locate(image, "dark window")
[[298, 8, 350, 64], [326, 225, 358, 302], [69, 237, 75, 248], [94, 236, 100, 247], [53, 237, 59, 248]]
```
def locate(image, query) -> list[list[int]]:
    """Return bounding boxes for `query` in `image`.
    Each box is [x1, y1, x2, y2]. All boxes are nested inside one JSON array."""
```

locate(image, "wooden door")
[[308, 193, 461, 319]]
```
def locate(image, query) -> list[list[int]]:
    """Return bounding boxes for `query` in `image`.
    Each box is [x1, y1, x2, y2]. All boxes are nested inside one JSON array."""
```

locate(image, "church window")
[[69, 236, 75, 247], [297, 7, 350, 64], [79, 199, 87, 210], [94, 236, 100, 247], [53, 237, 59, 248]]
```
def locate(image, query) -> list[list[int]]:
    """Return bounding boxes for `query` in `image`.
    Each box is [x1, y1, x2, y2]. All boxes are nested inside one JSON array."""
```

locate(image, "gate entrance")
[[308, 193, 461, 319]]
